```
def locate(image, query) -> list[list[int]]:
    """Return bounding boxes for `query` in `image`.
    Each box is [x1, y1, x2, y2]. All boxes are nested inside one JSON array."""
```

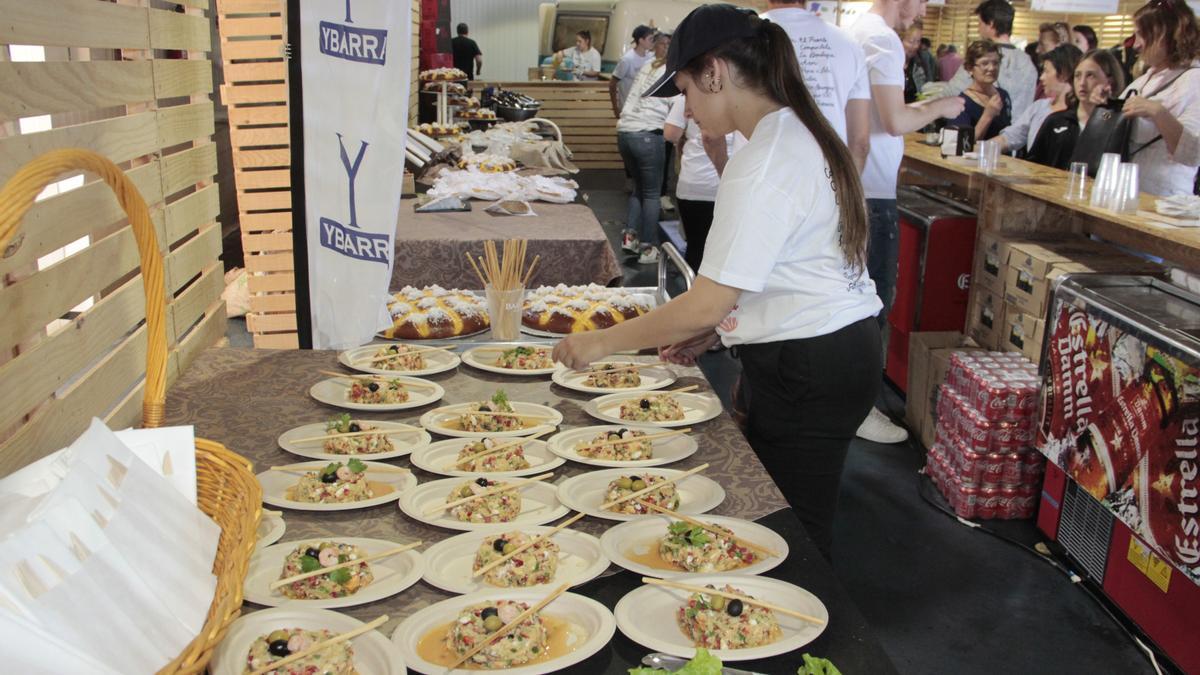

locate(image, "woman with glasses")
[[949, 40, 1012, 141]]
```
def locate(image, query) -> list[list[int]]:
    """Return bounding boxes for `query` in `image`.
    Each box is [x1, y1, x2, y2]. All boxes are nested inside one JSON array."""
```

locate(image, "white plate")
[[398, 476, 570, 531], [309, 376, 445, 412], [614, 574, 829, 662], [409, 438, 565, 477], [211, 606, 405, 675], [244, 536, 425, 609], [420, 526, 608, 595], [583, 391, 722, 428], [599, 514, 788, 578], [376, 326, 489, 341], [259, 461, 418, 512], [546, 425, 698, 468], [554, 468, 724, 522], [339, 344, 461, 376], [256, 510, 286, 549], [462, 344, 558, 376], [419, 401, 563, 438], [393, 589, 615, 675], [278, 421, 432, 461], [551, 361, 677, 394]]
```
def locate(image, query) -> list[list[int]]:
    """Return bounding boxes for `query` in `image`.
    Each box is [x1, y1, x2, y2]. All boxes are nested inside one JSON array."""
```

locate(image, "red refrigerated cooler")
[[887, 187, 978, 391]]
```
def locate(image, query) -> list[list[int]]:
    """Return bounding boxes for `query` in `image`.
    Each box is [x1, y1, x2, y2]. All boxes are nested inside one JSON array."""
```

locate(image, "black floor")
[[575, 170, 1158, 675]]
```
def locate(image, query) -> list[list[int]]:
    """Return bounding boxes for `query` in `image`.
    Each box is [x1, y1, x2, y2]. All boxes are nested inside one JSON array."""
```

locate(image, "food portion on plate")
[[286, 459, 380, 504], [383, 286, 489, 340], [346, 377, 410, 405], [276, 541, 373, 601], [320, 414, 395, 455], [473, 531, 560, 588], [523, 283, 654, 334], [621, 393, 685, 423], [441, 600, 547, 669], [458, 389, 528, 433], [584, 363, 642, 389], [367, 344, 427, 371], [574, 427, 653, 462], [455, 437, 531, 472], [677, 584, 781, 651], [448, 477, 521, 523], [605, 474, 679, 515], [494, 345, 553, 370], [422, 80, 466, 94], [659, 521, 759, 573], [244, 627, 354, 675]]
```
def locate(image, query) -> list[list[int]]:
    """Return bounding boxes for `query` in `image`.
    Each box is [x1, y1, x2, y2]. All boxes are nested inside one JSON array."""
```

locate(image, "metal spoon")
[[640, 652, 766, 675]]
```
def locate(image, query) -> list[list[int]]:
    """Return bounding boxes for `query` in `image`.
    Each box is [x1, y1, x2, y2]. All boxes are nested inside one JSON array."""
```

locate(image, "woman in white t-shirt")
[[554, 5, 881, 559], [556, 30, 602, 81], [664, 96, 732, 271]]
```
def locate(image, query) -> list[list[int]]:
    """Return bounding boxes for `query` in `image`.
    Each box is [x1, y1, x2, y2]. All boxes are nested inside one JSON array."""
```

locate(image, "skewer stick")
[[568, 361, 668, 378], [425, 472, 555, 515], [263, 509, 283, 517], [639, 577, 824, 625], [290, 427, 423, 444], [579, 428, 691, 449], [429, 404, 553, 421], [599, 384, 701, 411], [445, 584, 569, 672], [248, 615, 389, 675], [522, 254, 540, 287], [270, 464, 411, 475], [465, 252, 488, 288], [447, 430, 551, 469], [472, 513, 585, 578], [317, 370, 437, 391], [269, 542, 422, 589], [599, 463, 710, 510], [362, 344, 456, 364], [635, 500, 780, 558], [469, 345, 549, 354]]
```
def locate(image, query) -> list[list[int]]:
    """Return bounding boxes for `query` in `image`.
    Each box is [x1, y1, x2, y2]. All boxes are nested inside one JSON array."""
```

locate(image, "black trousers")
[[735, 317, 881, 560], [676, 198, 715, 272]]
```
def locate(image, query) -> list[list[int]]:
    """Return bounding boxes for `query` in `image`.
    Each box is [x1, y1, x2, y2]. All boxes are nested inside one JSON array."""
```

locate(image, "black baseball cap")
[[632, 25, 655, 42], [644, 4, 759, 98]]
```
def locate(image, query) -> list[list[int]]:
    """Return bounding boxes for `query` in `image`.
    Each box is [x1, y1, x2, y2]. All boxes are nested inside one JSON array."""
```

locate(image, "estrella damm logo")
[[319, 133, 390, 264], [319, 0, 387, 65]]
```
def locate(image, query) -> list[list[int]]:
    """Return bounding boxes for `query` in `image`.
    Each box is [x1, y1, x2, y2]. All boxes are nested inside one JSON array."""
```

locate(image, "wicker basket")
[[0, 149, 261, 675]]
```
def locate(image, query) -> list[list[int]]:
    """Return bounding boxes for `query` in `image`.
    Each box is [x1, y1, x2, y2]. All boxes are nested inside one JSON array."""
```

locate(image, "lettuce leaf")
[[627, 648, 722, 675], [797, 654, 842, 675]]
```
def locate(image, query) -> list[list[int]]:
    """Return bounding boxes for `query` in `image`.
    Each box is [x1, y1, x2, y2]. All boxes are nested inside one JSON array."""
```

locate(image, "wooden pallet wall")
[[479, 81, 621, 170], [925, 0, 1140, 51], [0, 0, 225, 475]]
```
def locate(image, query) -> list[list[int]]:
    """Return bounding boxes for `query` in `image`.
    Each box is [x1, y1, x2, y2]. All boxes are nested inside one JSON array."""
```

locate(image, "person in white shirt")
[[664, 96, 733, 271], [762, 0, 871, 172], [556, 31, 602, 80], [848, 0, 963, 444], [554, 5, 881, 559], [1119, 0, 1200, 197], [943, 0, 1038, 122], [611, 25, 657, 116]]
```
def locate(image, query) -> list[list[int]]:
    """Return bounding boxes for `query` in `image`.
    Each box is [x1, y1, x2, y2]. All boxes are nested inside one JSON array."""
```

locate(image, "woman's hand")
[[982, 92, 1004, 119], [552, 331, 612, 370], [659, 331, 721, 366], [1086, 84, 1112, 106], [1122, 95, 1165, 120]]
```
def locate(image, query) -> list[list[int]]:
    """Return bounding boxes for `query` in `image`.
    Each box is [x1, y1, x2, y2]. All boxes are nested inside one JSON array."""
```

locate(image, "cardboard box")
[[1002, 311, 1047, 365], [966, 286, 1005, 350], [904, 331, 983, 450], [1002, 239, 1159, 318], [972, 231, 1070, 297]]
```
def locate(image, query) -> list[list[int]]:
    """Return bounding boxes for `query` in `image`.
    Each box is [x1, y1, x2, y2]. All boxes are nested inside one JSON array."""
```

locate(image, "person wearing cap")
[[554, 4, 881, 559], [611, 25, 657, 116], [847, 0, 964, 445]]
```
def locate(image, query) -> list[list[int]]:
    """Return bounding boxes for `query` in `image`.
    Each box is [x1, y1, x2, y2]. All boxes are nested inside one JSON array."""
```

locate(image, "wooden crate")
[[479, 81, 621, 170], [0, 0, 224, 475]]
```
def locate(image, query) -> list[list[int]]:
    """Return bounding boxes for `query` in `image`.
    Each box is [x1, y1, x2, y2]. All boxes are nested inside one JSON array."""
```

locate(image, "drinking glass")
[[1106, 163, 1140, 215], [1090, 153, 1122, 207], [1063, 162, 1088, 201]]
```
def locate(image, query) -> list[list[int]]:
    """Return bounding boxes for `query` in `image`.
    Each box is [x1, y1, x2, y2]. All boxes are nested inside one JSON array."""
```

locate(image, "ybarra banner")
[[1039, 298, 1200, 585], [301, 0, 410, 348]]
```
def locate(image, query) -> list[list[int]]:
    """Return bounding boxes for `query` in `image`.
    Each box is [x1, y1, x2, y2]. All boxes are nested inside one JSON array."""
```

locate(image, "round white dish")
[[338, 344, 460, 376], [419, 401, 563, 438], [462, 345, 559, 376], [392, 588, 615, 675], [277, 421, 431, 461], [583, 392, 722, 428], [554, 467, 724, 522], [598, 514, 788, 578], [409, 438, 564, 477], [550, 362, 676, 394], [210, 606, 405, 675], [259, 461, 418, 512], [546, 425, 698, 468], [420, 525, 608, 594], [309, 375, 445, 412], [244, 536, 425, 609], [256, 510, 286, 549], [614, 574, 829, 662], [398, 476, 569, 531]]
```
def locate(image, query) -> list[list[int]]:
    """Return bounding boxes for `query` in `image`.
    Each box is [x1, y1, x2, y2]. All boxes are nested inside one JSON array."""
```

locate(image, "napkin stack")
[[429, 169, 578, 204], [0, 419, 219, 674]]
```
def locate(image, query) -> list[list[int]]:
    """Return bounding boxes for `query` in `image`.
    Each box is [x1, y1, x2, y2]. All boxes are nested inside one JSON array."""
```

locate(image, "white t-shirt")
[[613, 48, 655, 107], [665, 97, 734, 202], [762, 8, 869, 143], [847, 12, 906, 199], [1123, 64, 1200, 196], [563, 46, 602, 80], [617, 61, 673, 133], [699, 107, 882, 346]]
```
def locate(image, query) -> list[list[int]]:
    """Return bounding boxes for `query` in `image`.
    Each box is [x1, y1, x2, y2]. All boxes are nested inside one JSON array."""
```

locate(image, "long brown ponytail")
[[680, 17, 868, 272]]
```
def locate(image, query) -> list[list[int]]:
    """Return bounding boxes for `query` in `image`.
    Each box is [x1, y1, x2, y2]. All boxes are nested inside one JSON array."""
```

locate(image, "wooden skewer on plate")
[[639, 577, 825, 625], [361, 344, 456, 364], [471, 512, 585, 578], [599, 463, 709, 510], [290, 426, 424, 444], [269, 542, 422, 590], [447, 430, 551, 470], [262, 509, 283, 517], [248, 614, 388, 675], [430, 404, 552, 421], [580, 427, 691, 449], [635, 499, 780, 558], [445, 584, 569, 672], [317, 370, 438, 391], [270, 464, 411, 474], [469, 345, 548, 354], [570, 361, 667, 378], [599, 384, 700, 411], [426, 472, 555, 516]]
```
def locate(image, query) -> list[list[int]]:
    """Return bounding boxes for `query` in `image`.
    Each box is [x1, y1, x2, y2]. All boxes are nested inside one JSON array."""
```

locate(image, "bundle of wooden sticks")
[[466, 239, 539, 290]]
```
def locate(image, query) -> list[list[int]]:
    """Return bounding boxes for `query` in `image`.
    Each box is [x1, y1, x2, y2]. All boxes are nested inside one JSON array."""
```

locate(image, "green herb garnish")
[[321, 462, 340, 476], [347, 458, 367, 474], [299, 555, 320, 573], [328, 413, 353, 433], [491, 388, 510, 409], [797, 654, 842, 675], [328, 568, 352, 585]]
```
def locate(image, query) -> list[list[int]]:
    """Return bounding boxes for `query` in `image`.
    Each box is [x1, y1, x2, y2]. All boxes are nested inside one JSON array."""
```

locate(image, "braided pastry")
[[383, 285, 489, 339], [419, 67, 468, 82], [522, 284, 654, 334]]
